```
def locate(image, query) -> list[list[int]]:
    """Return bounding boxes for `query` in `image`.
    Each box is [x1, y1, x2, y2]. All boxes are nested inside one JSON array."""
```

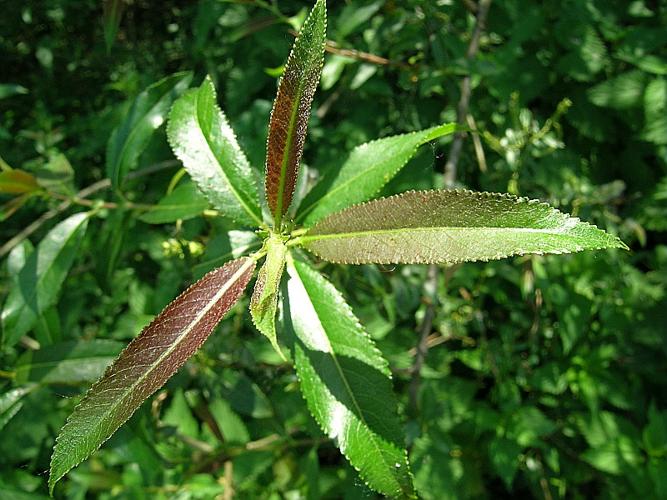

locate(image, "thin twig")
[[444, 0, 493, 186], [0, 160, 178, 258]]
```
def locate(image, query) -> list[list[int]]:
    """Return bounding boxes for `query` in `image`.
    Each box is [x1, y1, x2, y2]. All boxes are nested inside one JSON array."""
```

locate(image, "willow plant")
[[49, 0, 626, 497]]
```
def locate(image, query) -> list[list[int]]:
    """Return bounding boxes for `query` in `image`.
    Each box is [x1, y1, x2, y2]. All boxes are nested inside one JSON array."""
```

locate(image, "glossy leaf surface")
[[265, 0, 326, 226], [2, 213, 89, 347], [0, 169, 40, 194], [49, 257, 256, 493], [139, 180, 209, 224], [15, 340, 124, 385], [168, 77, 262, 226], [298, 123, 457, 225], [300, 190, 628, 264], [107, 72, 192, 188], [250, 235, 287, 359], [283, 257, 415, 498]]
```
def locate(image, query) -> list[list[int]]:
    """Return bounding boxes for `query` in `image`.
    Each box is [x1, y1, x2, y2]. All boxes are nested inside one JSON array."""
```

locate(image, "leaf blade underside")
[[48, 257, 256, 493], [265, 0, 327, 227], [299, 190, 628, 265], [283, 256, 415, 498], [297, 123, 457, 225], [167, 77, 262, 227], [106, 72, 192, 189]]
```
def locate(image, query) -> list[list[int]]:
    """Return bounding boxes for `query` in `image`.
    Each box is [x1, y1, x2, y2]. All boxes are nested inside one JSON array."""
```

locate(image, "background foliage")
[[1, 0, 666, 498]]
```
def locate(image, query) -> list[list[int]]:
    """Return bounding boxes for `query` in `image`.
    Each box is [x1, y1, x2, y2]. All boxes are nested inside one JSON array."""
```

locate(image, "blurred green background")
[[1, 0, 666, 498]]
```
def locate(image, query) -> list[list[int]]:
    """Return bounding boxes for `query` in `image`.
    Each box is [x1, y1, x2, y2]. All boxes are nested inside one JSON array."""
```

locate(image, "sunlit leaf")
[[265, 0, 326, 226], [0, 169, 40, 194], [139, 181, 209, 224], [298, 190, 628, 264], [168, 77, 262, 227], [1, 213, 89, 347], [250, 234, 287, 359], [107, 72, 192, 188], [298, 123, 457, 225], [49, 257, 256, 493], [282, 256, 415, 498]]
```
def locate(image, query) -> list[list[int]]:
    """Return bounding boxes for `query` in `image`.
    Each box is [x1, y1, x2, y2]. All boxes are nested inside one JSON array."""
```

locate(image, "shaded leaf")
[[588, 70, 648, 110], [193, 230, 261, 279], [282, 256, 415, 498], [107, 72, 192, 188], [1, 213, 89, 347], [168, 77, 262, 227], [250, 234, 287, 359], [299, 190, 627, 265], [298, 124, 457, 225], [0, 386, 33, 431], [265, 0, 326, 226], [139, 181, 209, 224], [49, 257, 256, 493], [0, 83, 28, 100], [103, 0, 125, 52], [0, 169, 40, 194], [14, 340, 125, 385], [33, 153, 75, 195]]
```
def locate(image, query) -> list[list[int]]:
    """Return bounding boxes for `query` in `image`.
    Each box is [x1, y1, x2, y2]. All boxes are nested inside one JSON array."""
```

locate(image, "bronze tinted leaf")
[[265, 0, 327, 227], [49, 258, 255, 493]]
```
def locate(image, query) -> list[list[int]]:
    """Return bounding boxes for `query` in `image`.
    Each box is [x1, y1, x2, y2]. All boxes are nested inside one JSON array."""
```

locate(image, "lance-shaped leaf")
[[107, 72, 192, 188], [139, 180, 209, 224], [298, 190, 628, 265], [48, 257, 256, 493], [282, 256, 415, 498], [0, 169, 41, 194], [297, 123, 457, 225], [103, 0, 125, 52], [2, 212, 89, 348], [250, 234, 287, 359], [168, 77, 262, 227], [265, 0, 327, 226]]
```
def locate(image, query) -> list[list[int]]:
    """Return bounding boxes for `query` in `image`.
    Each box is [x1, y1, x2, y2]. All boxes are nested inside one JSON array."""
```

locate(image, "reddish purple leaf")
[[49, 257, 255, 493]]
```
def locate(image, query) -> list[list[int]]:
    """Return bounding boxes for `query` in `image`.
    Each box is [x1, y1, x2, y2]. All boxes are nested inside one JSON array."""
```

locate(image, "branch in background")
[[444, 0, 493, 186]]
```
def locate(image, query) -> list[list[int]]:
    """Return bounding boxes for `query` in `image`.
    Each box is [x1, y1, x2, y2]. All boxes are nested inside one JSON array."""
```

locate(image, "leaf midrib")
[[194, 91, 263, 227], [291, 259, 406, 495]]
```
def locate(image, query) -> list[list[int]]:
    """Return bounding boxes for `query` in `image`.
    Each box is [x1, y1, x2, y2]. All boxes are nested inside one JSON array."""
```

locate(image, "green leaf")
[[0, 169, 40, 194], [103, 0, 125, 52], [49, 257, 256, 493], [265, 0, 326, 227], [167, 77, 262, 227], [588, 70, 648, 110], [33, 152, 75, 195], [282, 256, 415, 498], [0, 386, 33, 431], [14, 340, 124, 385], [298, 190, 628, 265], [489, 437, 521, 488], [107, 72, 192, 189], [0, 83, 28, 100], [139, 181, 209, 224], [297, 124, 457, 225], [250, 234, 287, 359], [1, 212, 89, 347]]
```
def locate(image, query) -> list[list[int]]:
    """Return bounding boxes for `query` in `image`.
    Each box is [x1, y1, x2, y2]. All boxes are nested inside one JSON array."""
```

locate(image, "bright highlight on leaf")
[[48, 258, 255, 494], [265, 0, 327, 227], [297, 123, 458, 225], [168, 77, 262, 226], [299, 190, 628, 265], [283, 257, 415, 498]]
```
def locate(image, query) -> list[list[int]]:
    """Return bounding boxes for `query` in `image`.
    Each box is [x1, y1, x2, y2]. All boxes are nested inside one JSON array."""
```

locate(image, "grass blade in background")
[[299, 190, 628, 264], [107, 72, 192, 189], [1, 213, 89, 348], [265, 0, 326, 227], [168, 77, 262, 226], [297, 123, 457, 225], [48, 257, 256, 493], [283, 256, 415, 498]]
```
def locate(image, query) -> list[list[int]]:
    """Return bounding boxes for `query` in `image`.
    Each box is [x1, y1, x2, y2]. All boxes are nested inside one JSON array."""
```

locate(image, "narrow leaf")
[[107, 72, 192, 188], [250, 234, 287, 359], [0, 83, 28, 100], [168, 77, 262, 227], [265, 0, 327, 226], [14, 340, 125, 385], [1, 213, 89, 347], [48, 257, 255, 493], [0, 169, 40, 194], [103, 0, 125, 52], [282, 256, 415, 498], [0, 386, 33, 431], [298, 123, 457, 225], [139, 181, 209, 224], [299, 190, 628, 264]]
